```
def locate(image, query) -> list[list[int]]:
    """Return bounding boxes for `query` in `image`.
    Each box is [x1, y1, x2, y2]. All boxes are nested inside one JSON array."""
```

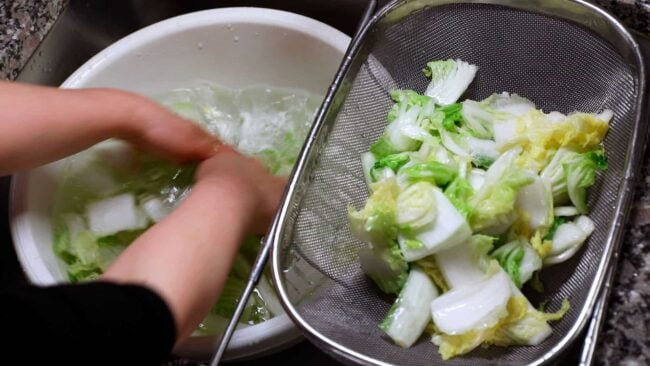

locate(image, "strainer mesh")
[[278, 3, 637, 365]]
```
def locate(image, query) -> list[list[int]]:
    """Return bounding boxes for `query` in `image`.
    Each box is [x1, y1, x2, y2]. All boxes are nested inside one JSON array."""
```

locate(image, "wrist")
[[193, 175, 257, 229]]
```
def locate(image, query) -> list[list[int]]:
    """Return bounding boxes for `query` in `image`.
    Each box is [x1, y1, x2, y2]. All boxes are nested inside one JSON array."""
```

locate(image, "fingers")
[[126, 108, 221, 163], [146, 119, 220, 163], [251, 175, 288, 235]]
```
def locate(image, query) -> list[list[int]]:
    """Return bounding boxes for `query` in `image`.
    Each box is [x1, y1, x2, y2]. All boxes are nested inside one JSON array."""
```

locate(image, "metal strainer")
[[270, 1, 647, 365]]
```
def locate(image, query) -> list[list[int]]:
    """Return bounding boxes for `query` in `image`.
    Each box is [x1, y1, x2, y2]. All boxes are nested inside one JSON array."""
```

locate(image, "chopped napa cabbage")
[[409, 138, 456, 167], [515, 175, 554, 231], [457, 100, 493, 139], [424, 59, 478, 105], [86, 194, 148, 236], [509, 110, 610, 172], [350, 178, 409, 294], [554, 206, 580, 217], [399, 161, 457, 187], [361, 152, 377, 187], [396, 182, 438, 231], [491, 241, 542, 288], [141, 197, 172, 223], [431, 294, 563, 359], [540, 148, 607, 212], [350, 59, 606, 358], [381, 267, 439, 347], [370, 152, 411, 183], [444, 176, 474, 219], [545, 216, 595, 265], [431, 276, 563, 360], [430, 269, 512, 335], [349, 178, 399, 246], [430, 114, 500, 169], [434, 237, 492, 289], [415, 256, 450, 293], [371, 90, 436, 157], [398, 188, 472, 261], [461, 93, 536, 147], [431, 296, 530, 360], [469, 148, 535, 232], [530, 230, 554, 259], [467, 168, 486, 191], [359, 245, 409, 295], [565, 151, 607, 213], [160, 84, 321, 176], [544, 216, 568, 240], [437, 103, 464, 131]]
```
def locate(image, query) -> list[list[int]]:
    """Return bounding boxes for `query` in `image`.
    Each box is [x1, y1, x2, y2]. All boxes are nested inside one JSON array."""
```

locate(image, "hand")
[[196, 146, 287, 235], [0, 81, 219, 175], [114, 91, 219, 163], [103, 146, 287, 342]]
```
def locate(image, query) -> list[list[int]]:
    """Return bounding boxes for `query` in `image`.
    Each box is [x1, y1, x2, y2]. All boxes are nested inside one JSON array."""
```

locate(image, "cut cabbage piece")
[[396, 182, 438, 230], [554, 206, 579, 217], [435, 239, 487, 289], [468, 169, 486, 191], [380, 267, 439, 347], [398, 189, 471, 261], [86, 194, 148, 236], [491, 241, 542, 288], [545, 216, 594, 265], [431, 270, 512, 335], [141, 197, 172, 223], [424, 59, 478, 105], [515, 175, 554, 231]]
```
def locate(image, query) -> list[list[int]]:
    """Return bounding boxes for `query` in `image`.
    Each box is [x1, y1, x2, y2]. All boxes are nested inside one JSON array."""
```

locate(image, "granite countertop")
[[0, 0, 67, 80], [1, 1, 649, 365]]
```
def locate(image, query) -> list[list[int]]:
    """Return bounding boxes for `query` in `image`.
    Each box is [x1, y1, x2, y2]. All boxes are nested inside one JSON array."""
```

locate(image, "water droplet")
[[226, 24, 233, 31], [233, 36, 240, 43], [197, 42, 204, 50], [254, 32, 260, 37]]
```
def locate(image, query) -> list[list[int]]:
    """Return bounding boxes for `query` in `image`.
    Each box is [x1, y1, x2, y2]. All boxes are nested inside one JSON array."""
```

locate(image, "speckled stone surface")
[[594, 157, 650, 366], [594, 0, 650, 34], [0, 0, 67, 80], [0, 1, 649, 365]]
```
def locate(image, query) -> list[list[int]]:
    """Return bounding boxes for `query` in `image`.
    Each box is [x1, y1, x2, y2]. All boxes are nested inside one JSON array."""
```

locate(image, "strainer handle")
[[208, 1, 378, 364]]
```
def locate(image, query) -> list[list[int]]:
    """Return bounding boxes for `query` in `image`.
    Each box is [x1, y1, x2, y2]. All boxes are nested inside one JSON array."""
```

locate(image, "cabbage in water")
[[51, 83, 321, 333]]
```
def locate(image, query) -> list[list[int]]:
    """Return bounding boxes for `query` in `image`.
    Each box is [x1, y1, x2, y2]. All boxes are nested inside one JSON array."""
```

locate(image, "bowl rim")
[[62, 7, 351, 89], [9, 6, 350, 361]]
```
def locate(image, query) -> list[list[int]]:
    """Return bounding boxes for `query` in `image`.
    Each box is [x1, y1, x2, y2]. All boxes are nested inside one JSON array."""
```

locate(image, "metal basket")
[[270, 1, 647, 365]]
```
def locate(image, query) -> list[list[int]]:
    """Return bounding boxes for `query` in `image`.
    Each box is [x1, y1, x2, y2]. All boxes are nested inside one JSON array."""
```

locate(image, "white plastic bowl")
[[10, 7, 349, 361]]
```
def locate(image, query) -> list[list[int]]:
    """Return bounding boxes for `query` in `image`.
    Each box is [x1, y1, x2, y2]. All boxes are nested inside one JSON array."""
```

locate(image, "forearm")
[[0, 81, 143, 175], [102, 177, 254, 342]]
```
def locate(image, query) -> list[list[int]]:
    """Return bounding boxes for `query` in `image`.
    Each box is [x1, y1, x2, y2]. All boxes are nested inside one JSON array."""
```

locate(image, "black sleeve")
[[0, 282, 177, 366]]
